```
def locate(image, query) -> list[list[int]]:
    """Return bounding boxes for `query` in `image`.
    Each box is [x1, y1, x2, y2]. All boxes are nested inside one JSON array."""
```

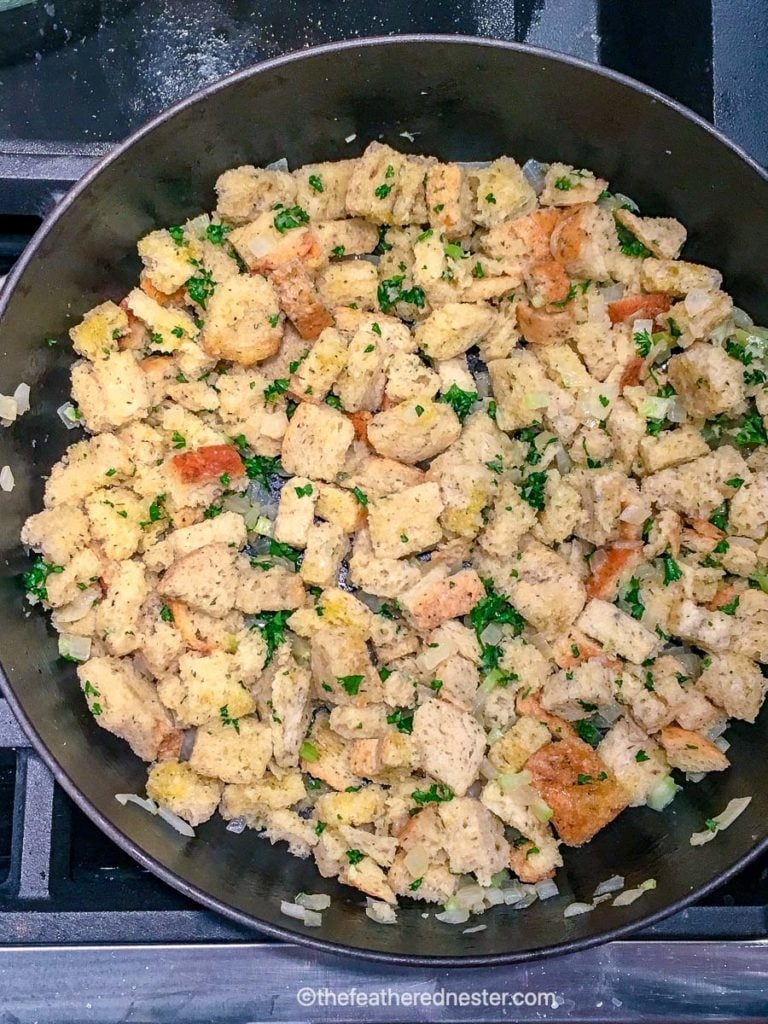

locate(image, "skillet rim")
[[1, 33, 768, 967]]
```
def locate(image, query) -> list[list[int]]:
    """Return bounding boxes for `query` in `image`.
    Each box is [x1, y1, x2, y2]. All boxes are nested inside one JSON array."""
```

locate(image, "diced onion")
[[252, 515, 273, 536], [619, 504, 648, 525], [302, 909, 323, 927], [365, 898, 397, 925], [521, 158, 548, 195], [480, 622, 504, 647], [615, 192, 639, 211], [482, 886, 506, 907], [554, 447, 572, 476], [157, 806, 196, 837], [684, 289, 711, 316], [225, 816, 246, 834], [666, 398, 687, 424], [535, 879, 559, 901], [532, 798, 554, 824], [632, 317, 654, 338], [0, 465, 14, 492], [116, 793, 158, 814], [523, 390, 550, 410], [12, 382, 30, 415], [511, 891, 539, 910], [598, 281, 625, 302], [399, 130, 417, 143], [404, 845, 429, 878], [183, 213, 210, 239], [345, 133, 357, 144], [280, 900, 307, 921], [480, 757, 498, 781], [714, 736, 730, 753], [639, 395, 673, 421], [646, 775, 680, 811], [266, 157, 289, 172], [639, 878, 657, 891], [733, 306, 754, 329], [686, 772, 706, 784], [479, 667, 507, 694], [462, 923, 487, 934], [58, 632, 91, 662], [498, 770, 531, 793], [0, 395, 18, 422], [435, 907, 470, 925], [51, 585, 100, 624], [690, 796, 752, 846], [594, 875, 625, 896], [612, 888, 645, 906], [563, 901, 594, 918], [296, 892, 331, 911], [57, 402, 81, 429]]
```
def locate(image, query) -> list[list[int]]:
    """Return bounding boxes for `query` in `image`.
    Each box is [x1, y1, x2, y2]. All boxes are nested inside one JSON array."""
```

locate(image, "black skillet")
[[0, 36, 766, 966]]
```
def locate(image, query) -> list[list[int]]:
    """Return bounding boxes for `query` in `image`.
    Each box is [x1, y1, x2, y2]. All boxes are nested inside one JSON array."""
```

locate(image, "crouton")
[[302, 711, 362, 791], [347, 528, 422, 598], [614, 208, 686, 259], [317, 261, 378, 310], [367, 398, 461, 464], [415, 303, 496, 361], [550, 204, 617, 281], [658, 725, 729, 773], [269, 259, 333, 341], [95, 560, 149, 657], [293, 159, 357, 220], [367, 482, 443, 559], [437, 797, 509, 887], [146, 761, 221, 826], [597, 717, 668, 806], [220, 771, 306, 821], [138, 228, 200, 295], [641, 258, 722, 296], [289, 326, 348, 402], [314, 483, 365, 533], [411, 699, 486, 796], [641, 446, 749, 520], [281, 401, 355, 481], [576, 599, 659, 664], [400, 568, 485, 632], [21, 505, 91, 567], [69, 300, 128, 361], [728, 472, 768, 539], [667, 342, 745, 418], [426, 162, 474, 239], [525, 735, 628, 846], [215, 165, 296, 224], [124, 288, 198, 350], [333, 325, 388, 412], [237, 562, 306, 614], [540, 661, 617, 721], [489, 716, 551, 773], [697, 652, 766, 722], [188, 715, 272, 784], [509, 541, 587, 643], [273, 476, 317, 549], [201, 274, 282, 366], [77, 656, 179, 762], [71, 352, 150, 433], [158, 543, 238, 617], [638, 426, 710, 474], [539, 163, 607, 207], [158, 649, 255, 728], [345, 142, 431, 225], [315, 785, 385, 826], [470, 157, 537, 226]]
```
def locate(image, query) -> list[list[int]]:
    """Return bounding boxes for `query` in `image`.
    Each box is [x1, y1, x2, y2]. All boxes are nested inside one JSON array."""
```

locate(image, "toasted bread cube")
[[641, 258, 722, 296], [236, 563, 307, 613], [400, 568, 485, 632], [539, 162, 607, 207], [21, 505, 91, 567], [345, 142, 431, 226], [289, 326, 348, 403], [576, 599, 659, 665], [411, 699, 486, 796], [302, 711, 362, 791], [293, 159, 357, 220], [158, 650, 255, 728], [317, 261, 379, 310], [658, 725, 729, 773], [273, 476, 317, 549], [415, 302, 496, 361], [138, 228, 199, 294], [215, 165, 296, 224], [638, 426, 710, 474], [525, 736, 629, 846], [315, 786, 385, 826], [77, 656, 179, 762], [367, 482, 443, 560], [489, 716, 551, 773], [697, 652, 766, 722], [124, 287, 199, 350], [69, 300, 128, 361], [426, 162, 474, 239], [71, 352, 150, 433], [146, 761, 221, 827], [437, 797, 509, 887], [368, 398, 461, 464], [471, 157, 537, 226], [281, 401, 355, 482], [269, 259, 333, 341], [201, 274, 282, 366], [188, 715, 272, 784], [614, 208, 686, 260], [300, 522, 348, 589], [158, 543, 238, 618], [314, 483, 365, 533], [667, 342, 745, 419], [598, 717, 668, 806]]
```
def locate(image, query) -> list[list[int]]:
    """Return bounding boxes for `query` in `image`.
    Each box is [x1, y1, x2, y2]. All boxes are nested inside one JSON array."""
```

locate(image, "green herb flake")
[[346, 848, 365, 865], [574, 719, 601, 748], [205, 222, 232, 245], [438, 383, 478, 424], [295, 483, 313, 498], [219, 704, 240, 734], [386, 707, 414, 734], [518, 471, 548, 512], [264, 378, 289, 403], [273, 205, 310, 233], [411, 783, 454, 806], [253, 609, 292, 666], [338, 674, 364, 696], [635, 750, 650, 763], [171, 431, 186, 449], [299, 740, 319, 762], [308, 174, 324, 193]]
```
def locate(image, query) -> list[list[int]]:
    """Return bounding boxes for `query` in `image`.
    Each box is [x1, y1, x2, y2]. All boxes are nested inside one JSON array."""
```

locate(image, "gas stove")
[[1, 2, 768, 1021]]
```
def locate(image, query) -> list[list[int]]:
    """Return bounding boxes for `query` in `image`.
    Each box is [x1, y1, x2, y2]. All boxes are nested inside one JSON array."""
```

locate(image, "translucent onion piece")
[[521, 158, 548, 195], [266, 157, 289, 172], [732, 306, 754, 329], [0, 395, 18, 422], [365, 898, 397, 925], [612, 888, 645, 907], [280, 900, 307, 921], [52, 585, 100, 624], [646, 775, 680, 811], [462, 924, 487, 934], [594, 875, 625, 897], [157, 806, 196, 837], [0, 465, 14, 491], [535, 879, 559, 901], [302, 909, 323, 927], [296, 892, 331, 911], [57, 402, 81, 429], [563, 901, 594, 918], [404, 845, 429, 878], [435, 907, 470, 925], [225, 816, 246, 834], [58, 632, 91, 662], [115, 793, 158, 814], [690, 797, 751, 846]]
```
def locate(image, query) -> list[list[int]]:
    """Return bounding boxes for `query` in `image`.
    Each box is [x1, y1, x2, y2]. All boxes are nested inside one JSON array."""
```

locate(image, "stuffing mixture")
[[20, 143, 767, 910]]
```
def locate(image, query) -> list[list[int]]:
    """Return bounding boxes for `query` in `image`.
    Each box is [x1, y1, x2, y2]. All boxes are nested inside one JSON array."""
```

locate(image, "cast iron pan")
[[1, 36, 767, 966]]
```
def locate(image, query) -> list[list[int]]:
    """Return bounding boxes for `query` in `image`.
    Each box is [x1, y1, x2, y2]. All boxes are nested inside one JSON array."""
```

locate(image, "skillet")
[[0, 35, 767, 966]]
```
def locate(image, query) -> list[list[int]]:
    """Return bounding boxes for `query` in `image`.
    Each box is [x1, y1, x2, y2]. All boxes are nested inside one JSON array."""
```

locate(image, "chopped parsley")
[[139, 494, 166, 529], [22, 559, 63, 602], [264, 378, 289, 403], [252, 609, 292, 666], [269, 539, 303, 570], [325, 394, 344, 410], [635, 750, 650, 763], [351, 486, 368, 507], [719, 595, 740, 615], [219, 705, 240, 734], [551, 283, 578, 308], [160, 604, 174, 623], [273, 205, 310, 232], [744, 368, 767, 386], [554, 176, 573, 191], [726, 477, 745, 489], [171, 431, 186, 449], [185, 267, 216, 309], [518, 471, 548, 512], [574, 719, 601, 748], [623, 577, 645, 620], [167, 225, 185, 245], [734, 407, 768, 448], [242, 453, 282, 488], [660, 552, 682, 585], [295, 483, 313, 498], [709, 503, 729, 532], [331, 245, 345, 258], [485, 192, 497, 204], [615, 219, 652, 258], [308, 174, 324, 193], [486, 455, 503, 475], [374, 182, 393, 199], [299, 740, 318, 762], [205, 222, 231, 245], [472, 262, 485, 279], [438, 383, 478, 424], [429, 678, 443, 695], [377, 275, 426, 314], [408, 877, 423, 891], [267, 313, 280, 328], [634, 329, 653, 357], [203, 503, 223, 519], [576, 772, 608, 785], [470, 579, 526, 672], [386, 707, 414, 734], [411, 783, 454, 806], [345, 849, 365, 865], [338, 674, 364, 696]]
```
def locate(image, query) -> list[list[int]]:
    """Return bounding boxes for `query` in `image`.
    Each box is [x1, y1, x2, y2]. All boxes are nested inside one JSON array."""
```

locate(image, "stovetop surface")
[[1, 2, 768, 1021]]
